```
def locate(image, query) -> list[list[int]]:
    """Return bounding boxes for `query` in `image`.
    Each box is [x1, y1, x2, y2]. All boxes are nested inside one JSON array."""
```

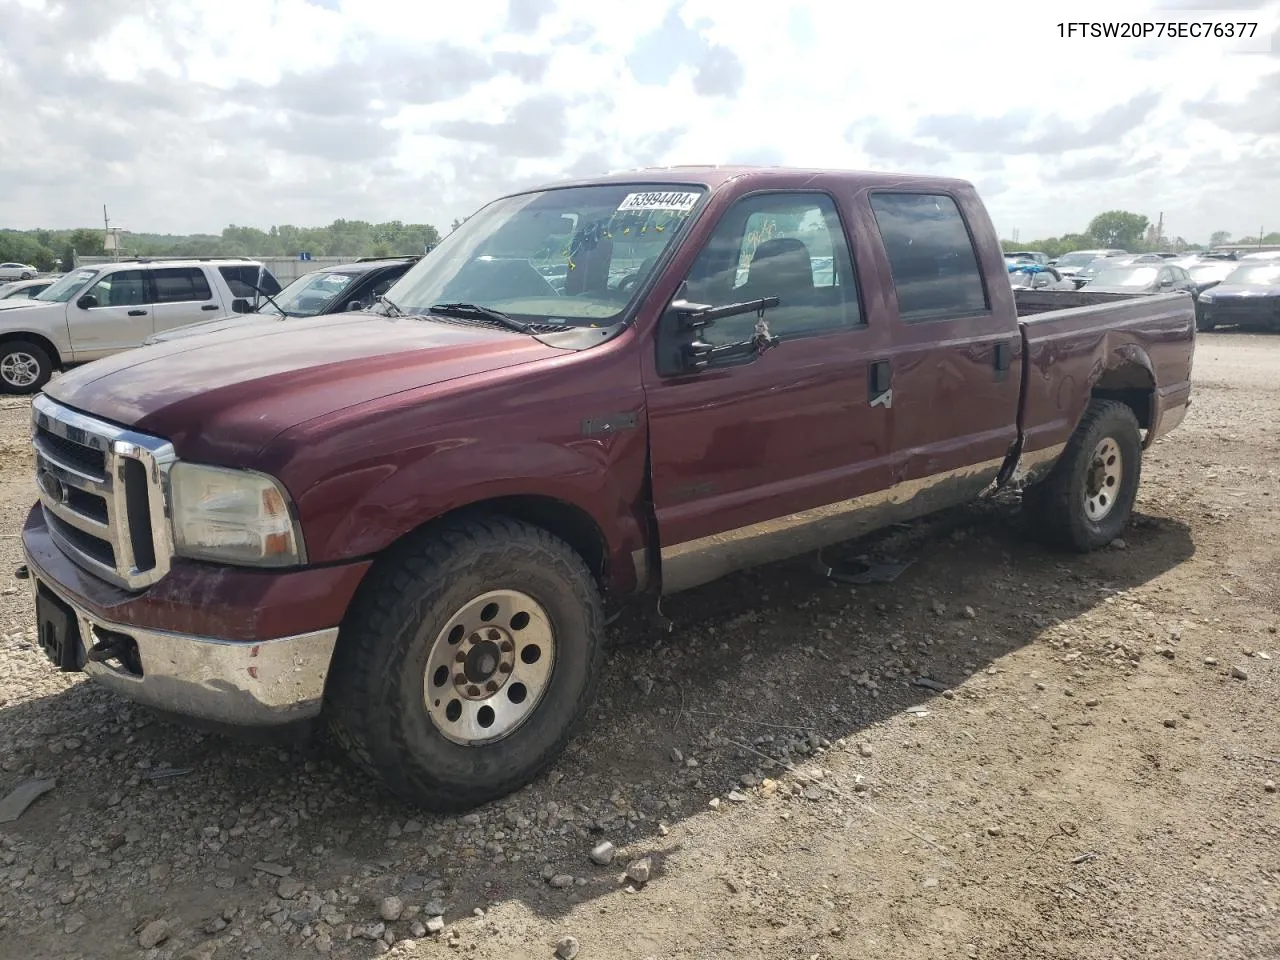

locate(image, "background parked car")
[[1074, 253, 1166, 288], [1183, 259, 1239, 294], [1051, 248, 1129, 278], [0, 278, 54, 300], [1081, 262, 1198, 296], [1194, 261, 1280, 332], [1003, 250, 1050, 265], [144, 255, 421, 344], [0, 262, 38, 281]]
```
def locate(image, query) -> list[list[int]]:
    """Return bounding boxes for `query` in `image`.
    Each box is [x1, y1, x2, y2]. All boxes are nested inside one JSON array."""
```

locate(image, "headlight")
[[169, 463, 306, 566], [1198, 292, 1213, 302]]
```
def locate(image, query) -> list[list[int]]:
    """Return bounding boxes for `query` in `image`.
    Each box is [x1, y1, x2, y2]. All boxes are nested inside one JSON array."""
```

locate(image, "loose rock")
[[379, 896, 404, 922], [1163, 718, 1178, 729], [625, 857, 653, 885], [986, 826, 1003, 838], [1230, 665, 1249, 681], [426, 916, 445, 934], [63, 913, 87, 935], [589, 841, 616, 866], [556, 935, 581, 960], [856, 743, 873, 758], [1266, 780, 1276, 794], [138, 919, 170, 949], [277, 878, 306, 900], [549, 874, 575, 889]]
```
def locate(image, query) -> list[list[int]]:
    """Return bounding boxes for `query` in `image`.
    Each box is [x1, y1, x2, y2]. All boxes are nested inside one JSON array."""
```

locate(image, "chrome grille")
[[31, 395, 176, 590]]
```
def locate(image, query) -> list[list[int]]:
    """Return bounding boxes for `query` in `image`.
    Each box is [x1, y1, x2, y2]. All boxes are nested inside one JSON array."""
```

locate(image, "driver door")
[[68, 269, 153, 360], [641, 189, 892, 593]]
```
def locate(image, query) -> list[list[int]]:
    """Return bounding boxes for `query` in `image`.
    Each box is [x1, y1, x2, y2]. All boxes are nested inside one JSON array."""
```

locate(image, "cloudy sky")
[[0, 0, 1277, 243]]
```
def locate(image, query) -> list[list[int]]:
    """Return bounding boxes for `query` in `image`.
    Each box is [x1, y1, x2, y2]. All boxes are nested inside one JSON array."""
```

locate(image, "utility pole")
[[1155, 212, 1163, 249]]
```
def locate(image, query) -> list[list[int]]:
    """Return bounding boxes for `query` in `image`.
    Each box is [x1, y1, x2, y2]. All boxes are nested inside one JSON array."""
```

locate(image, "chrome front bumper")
[[29, 565, 339, 727]]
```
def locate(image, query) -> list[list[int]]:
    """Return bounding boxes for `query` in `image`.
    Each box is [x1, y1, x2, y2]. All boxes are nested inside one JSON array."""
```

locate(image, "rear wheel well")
[[0, 332, 62, 368], [1092, 367, 1153, 430]]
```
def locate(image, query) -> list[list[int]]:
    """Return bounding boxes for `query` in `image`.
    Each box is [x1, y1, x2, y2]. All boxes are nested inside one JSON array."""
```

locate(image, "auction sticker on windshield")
[[618, 191, 701, 212]]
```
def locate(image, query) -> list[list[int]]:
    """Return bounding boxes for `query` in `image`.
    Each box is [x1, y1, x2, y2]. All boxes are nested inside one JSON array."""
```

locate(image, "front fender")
[[295, 433, 651, 590]]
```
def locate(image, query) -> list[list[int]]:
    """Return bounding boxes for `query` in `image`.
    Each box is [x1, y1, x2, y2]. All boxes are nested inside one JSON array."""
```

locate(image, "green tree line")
[[1001, 211, 1280, 259], [0, 219, 443, 273]]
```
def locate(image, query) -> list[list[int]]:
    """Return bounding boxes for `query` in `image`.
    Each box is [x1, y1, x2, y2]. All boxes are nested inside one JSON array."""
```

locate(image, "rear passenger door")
[[150, 267, 224, 335], [67, 269, 153, 359], [867, 191, 1023, 495]]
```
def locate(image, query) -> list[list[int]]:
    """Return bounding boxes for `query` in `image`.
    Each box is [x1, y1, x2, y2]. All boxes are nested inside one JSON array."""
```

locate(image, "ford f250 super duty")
[[21, 167, 1195, 810]]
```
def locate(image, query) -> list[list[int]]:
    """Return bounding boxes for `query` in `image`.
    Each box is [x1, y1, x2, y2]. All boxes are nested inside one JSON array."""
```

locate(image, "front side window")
[[383, 183, 706, 326], [85, 270, 147, 307], [34, 268, 98, 303], [681, 192, 861, 346], [870, 193, 989, 321], [152, 268, 213, 303]]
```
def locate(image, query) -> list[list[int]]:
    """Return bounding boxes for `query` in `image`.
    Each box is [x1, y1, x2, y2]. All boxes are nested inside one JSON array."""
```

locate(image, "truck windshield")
[[1224, 264, 1280, 285], [382, 184, 707, 326], [260, 270, 359, 317], [32, 268, 99, 303]]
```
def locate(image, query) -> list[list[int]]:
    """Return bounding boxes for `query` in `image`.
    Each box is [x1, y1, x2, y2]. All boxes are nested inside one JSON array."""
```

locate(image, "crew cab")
[[0, 258, 280, 393], [20, 168, 1195, 811]]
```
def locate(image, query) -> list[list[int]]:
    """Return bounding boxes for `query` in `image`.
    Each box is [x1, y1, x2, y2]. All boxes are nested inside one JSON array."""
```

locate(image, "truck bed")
[[1011, 289, 1196, 465]]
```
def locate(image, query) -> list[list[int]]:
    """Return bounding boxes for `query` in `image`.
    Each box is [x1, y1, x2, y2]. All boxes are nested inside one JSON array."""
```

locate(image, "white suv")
[[0, 258, 280, 394]]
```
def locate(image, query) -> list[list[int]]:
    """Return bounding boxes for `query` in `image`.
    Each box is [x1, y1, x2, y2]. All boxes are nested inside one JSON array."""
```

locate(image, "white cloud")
[[0, 0, 1276, 243]]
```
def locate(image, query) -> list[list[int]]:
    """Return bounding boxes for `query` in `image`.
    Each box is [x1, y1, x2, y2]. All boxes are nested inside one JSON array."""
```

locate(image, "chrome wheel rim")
[[1, 352, 40, 387], [1084, 438, 1122, 521], [423, 589, 555, 745]]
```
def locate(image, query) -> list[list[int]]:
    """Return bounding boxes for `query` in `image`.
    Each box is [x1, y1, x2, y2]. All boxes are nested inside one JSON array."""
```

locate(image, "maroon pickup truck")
[[21, 167, 1195, 810]]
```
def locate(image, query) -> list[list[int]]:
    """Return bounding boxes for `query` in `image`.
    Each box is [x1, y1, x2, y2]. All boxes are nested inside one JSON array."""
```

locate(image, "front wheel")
[[1024, 399, 1142, 552], [19, 272, 33, 280], [326, 516, 604, 811], [0, 340, 52, 394]]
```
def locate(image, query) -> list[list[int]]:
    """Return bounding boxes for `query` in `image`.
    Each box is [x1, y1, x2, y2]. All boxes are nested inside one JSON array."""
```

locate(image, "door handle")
[[868, 359, 892, 408], [201, 304, 219, 311], [127, 309, 146, 316], [994, 341, 1013, 373]]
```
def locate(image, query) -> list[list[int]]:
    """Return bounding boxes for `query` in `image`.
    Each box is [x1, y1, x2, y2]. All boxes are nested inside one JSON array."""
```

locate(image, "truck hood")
[[45, 312, 567, 465], [144, 312, 262, 343], [1205, 283, 1280, 299]]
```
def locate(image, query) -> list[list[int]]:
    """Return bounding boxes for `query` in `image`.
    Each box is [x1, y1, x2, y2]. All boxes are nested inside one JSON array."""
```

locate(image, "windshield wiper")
[[246, 283, 291, 318], [428, 302, 531, 333], [372, 294, 406, 318]]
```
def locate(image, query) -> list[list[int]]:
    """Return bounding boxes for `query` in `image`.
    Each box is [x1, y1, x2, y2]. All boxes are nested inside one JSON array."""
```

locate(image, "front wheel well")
[[380, 495, 609, 587], [0, 332, 62, 368]]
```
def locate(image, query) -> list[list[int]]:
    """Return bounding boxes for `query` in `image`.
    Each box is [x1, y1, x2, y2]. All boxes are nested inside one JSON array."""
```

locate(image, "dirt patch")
[[0, 333, 1276, 959]]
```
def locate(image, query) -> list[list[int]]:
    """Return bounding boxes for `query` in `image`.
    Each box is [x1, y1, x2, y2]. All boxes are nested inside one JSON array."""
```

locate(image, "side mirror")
[[76, 294, 98, 309], [230, 298, 251, 314], [655, 294, 782, 376], [346, 299, 365, 312]]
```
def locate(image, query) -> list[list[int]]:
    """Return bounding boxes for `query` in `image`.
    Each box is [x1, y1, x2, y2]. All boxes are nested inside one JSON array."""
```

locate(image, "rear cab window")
[[869, 193, 989, 321]]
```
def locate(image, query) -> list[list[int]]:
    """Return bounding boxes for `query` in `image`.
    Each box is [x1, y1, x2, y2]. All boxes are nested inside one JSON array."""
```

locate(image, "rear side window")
[[869, 193, 989, 321], [152, 268, 213, 303]]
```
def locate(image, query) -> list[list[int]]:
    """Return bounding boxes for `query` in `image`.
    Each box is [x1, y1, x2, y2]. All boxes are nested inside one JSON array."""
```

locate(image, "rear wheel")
[[1024, 399, 1142, 552], [1195, 313, 1216, 332], [326, 516, 604, 811], [0, 340, 52, 394]]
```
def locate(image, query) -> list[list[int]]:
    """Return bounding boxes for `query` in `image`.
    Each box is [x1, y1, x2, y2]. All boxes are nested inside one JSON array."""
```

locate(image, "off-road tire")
[[1024, 399, 1142, 552], [0, 339, 52, 394], [326, 515, 605, 811], [1195, 314, 1215, 333]]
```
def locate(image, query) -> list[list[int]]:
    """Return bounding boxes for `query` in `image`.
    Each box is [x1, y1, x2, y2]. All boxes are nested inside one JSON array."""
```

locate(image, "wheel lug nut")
[[466, 684, 481, 697], [455, 652, 466, 663], [499, 640, 514, 653], [488, 629, 501, 641], [498, 662, 513, 674], [485, 680, 499, 692]]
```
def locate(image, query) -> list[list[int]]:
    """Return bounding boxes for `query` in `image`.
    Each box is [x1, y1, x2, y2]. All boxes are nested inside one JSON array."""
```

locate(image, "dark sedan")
[[1194, 262, 1280, 332]]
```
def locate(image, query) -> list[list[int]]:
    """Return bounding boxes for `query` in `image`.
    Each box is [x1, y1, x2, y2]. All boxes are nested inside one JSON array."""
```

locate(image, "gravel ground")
[[0, 333, 1277, 960]]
